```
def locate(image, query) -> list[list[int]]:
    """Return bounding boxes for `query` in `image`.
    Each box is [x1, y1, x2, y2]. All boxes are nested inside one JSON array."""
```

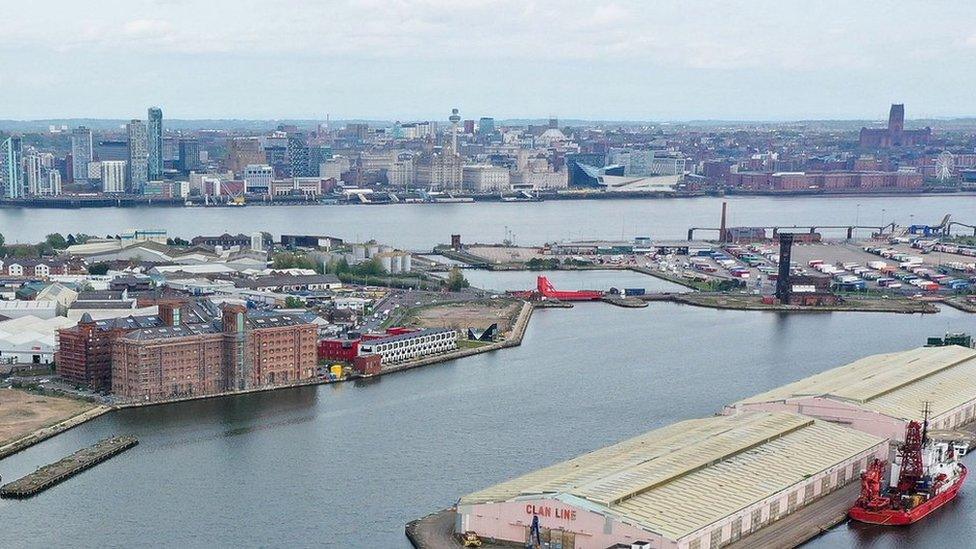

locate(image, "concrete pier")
[[0, 435, 138, 498]]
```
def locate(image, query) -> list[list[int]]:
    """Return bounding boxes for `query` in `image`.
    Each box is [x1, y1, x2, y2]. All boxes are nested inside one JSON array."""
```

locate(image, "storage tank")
[[379, 245, 393, 254], [353, 245, 366, 261], [367, 244, 379, 257], [377, 253, 393, 273], [401, 253, 412, 273], [389, 254, 402, 274]]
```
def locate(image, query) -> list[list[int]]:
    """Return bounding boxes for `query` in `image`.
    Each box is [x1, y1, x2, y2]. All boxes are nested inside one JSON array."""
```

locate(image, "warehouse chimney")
[[775, 233, 794, 303]]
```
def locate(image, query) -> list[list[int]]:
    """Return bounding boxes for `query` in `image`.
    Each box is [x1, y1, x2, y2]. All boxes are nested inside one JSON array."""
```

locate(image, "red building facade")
[[112, 305, 317, 402]]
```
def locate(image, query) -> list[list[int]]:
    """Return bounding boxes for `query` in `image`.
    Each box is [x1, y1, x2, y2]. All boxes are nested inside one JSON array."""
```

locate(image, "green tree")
[[445, 267, 470, 291], [88, 262, 110, 275], [46, 233, 67, 250], [352, 257, 385, 277], [284, 296, 304, 308]]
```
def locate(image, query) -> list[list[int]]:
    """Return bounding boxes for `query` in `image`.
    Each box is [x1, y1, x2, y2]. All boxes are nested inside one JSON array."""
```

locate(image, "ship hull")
[[849, 465, 967, 525]]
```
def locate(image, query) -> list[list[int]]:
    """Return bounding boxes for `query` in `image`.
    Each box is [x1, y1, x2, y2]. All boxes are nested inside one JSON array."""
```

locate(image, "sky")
[[3, 0, 976, 121]]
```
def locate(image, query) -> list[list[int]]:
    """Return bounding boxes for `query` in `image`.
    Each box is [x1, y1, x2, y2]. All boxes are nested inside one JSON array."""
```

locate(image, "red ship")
[[508, 276, 604, 302], [849, 410, 967, 525]]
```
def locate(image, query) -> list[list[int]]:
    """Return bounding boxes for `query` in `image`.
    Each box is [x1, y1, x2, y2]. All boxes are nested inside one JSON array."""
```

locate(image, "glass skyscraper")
[[147, 107, 163, 180], [1, 136, 24, 198]]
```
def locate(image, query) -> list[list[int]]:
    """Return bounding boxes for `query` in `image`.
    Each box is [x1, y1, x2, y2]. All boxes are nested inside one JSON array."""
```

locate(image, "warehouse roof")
[[734, 346, 976, 421], [460, 412, 883, 541]]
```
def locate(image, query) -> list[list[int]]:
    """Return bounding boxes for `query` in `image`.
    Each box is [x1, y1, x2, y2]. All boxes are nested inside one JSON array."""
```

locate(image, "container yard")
[[0, 435, 138, 498]]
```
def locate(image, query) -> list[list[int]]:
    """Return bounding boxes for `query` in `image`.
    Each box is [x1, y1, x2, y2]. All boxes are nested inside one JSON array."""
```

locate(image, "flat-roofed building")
[[358, 328, 457, 365], [458, 412, 885, 549], [725, 346, 976, 442]]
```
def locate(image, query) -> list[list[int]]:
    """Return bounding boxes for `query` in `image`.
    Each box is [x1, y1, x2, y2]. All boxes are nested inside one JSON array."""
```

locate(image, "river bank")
[[0, 402, 112, 461]]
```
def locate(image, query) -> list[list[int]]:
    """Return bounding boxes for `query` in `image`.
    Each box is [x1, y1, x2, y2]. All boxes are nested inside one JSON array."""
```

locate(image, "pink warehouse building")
[[457, 412, 885, 549], [723, 345, 976, 443]]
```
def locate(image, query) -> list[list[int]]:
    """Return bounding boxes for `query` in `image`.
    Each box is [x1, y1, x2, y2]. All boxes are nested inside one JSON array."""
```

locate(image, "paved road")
[[727, 483, 859, 549]]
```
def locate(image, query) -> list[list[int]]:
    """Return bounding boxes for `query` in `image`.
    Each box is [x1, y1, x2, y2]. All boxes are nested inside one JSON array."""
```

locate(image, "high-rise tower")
[[448, 107, 461, 155], [70, 127, 93, 183], [147, 107, 163, 180], [127, 119, 149, 193], [0, 136, 24, 198]]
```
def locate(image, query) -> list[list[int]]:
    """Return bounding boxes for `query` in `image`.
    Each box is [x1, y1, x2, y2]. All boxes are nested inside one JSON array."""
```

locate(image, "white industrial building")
[[462, 165, 511, 192], [725, 345, 976, 443], [359, 328, 458, 365], [0, 315, 76, 367], [458, 412, 886, 549]]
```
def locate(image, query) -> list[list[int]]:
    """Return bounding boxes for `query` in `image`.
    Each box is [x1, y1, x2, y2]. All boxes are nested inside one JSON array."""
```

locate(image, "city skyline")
[[4, 1, 976, 121]]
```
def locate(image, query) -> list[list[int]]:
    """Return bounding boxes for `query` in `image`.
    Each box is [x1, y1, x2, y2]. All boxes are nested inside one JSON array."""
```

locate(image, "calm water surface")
[[1, 297, 973, 548], [2, 199, 976, 548], [1, 194, 975, 247]]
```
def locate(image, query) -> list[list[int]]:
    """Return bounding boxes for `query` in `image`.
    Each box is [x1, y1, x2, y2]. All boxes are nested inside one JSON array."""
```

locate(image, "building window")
[[709, 528, 722, 549], [750, 508, 762, 532]]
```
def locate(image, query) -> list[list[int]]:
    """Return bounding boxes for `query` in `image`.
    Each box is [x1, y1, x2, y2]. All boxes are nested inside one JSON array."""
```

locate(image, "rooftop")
[[460, 412, 883, 541], [734, 346, 976, 421], [361, 328, 454, 345]]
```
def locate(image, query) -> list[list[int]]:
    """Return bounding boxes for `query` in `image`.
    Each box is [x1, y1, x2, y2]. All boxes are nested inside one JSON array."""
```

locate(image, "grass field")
[[0, 388, 95, 446]]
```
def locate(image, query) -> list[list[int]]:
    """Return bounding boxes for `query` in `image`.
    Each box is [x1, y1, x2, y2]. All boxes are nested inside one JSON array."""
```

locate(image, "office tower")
[[264, 145, 288, 177], [226, 137, 266, 175], [25, 154, 43, 195], [243, 164, 273, 194], [0, 137, 24, 198], [287, 134, 313, 177], [178, 138, 201, 173], [127, 119, 149, 193], [101, 160, 127, 193], [147, 107, 163, 180], [478, 117, 495, 137], [309, 145, 332, 167], [70, 126, 93, 182]]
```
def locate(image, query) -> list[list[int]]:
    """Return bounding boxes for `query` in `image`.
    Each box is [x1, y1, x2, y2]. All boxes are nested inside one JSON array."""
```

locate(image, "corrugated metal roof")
[[735, 346, 976, 421], [460, 412, 882, 541]]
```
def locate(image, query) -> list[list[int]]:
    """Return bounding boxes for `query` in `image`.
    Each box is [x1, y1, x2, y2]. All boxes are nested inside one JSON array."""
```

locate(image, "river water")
[[2, 197, 976, 548], [1, 287, 974, 547], [0, 194, 974, 248]]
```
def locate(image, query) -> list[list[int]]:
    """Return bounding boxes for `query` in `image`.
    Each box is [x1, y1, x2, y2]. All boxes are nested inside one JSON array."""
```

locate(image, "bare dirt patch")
[[0, 388, 94, 446], [408, 300, 522, 333]]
